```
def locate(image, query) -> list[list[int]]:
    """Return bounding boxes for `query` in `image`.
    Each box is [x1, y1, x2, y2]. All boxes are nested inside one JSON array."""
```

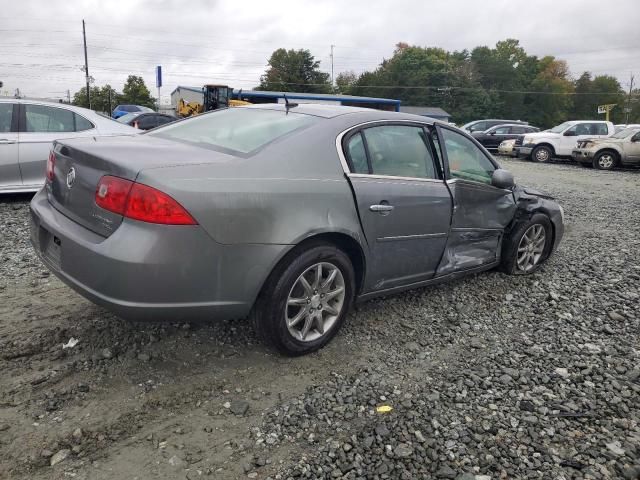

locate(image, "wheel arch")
[[255, 231, 367, 308], [533, 142, 556, 156]]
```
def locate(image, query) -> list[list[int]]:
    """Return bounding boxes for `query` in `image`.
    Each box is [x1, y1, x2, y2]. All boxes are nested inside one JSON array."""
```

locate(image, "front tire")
[[531, 145, 552, 163], [251, 244, 355, 356], [593, 151, 617, 170], [500, 214, 553, 275]]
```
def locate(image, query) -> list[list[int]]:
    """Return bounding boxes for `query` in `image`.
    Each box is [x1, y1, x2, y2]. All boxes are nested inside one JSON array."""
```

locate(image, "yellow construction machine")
[[176, 84, 251, 118]]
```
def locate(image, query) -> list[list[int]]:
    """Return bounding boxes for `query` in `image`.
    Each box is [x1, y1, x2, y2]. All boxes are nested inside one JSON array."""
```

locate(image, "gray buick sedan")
[[30, 104, 564, 355]]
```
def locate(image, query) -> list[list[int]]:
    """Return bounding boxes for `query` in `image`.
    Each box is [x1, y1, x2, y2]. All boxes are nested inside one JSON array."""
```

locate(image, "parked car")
[[471, 124, 540, 150], [572, 127, 640, 170], [0, 99, 137, 193], [614, 124, 640, 133], [111, 104, 154, 119], [30, 104, 564, 355], [461, 119, 529, 133], [517, 120, 614, 162], [497, 139, 518, 157], [117, 112, 179, 130]]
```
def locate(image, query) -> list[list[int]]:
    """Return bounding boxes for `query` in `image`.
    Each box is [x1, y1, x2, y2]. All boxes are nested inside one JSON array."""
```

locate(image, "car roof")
[[0, 97, 103, 116], [488, 123, 536, 128], [241, 103, 442, 124]]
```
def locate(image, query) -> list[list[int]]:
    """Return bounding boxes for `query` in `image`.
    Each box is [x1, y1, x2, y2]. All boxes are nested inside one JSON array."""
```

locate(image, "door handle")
[[0, 139, 16, 144], [369, 204, 395, 213]]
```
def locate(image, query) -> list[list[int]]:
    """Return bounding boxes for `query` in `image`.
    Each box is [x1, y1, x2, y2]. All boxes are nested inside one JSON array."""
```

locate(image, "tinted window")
[[589, 123, 608, 135], [442, 128, 495, 184], [632, 132, 640, 142], [25, 105, 75, 132], [346, 132, 368, 174], [511, 126, 526, 134], [157, 115, 175, 126], [121, 105, 139, 112], [137, 115, 157, 129], [149, 108, 319, 155], [74, 113, 93, 132], [493, 126, 510, 134], [362, 125, 437, 179], [0, 103, 13, 133], [469, 121, 488, 132]]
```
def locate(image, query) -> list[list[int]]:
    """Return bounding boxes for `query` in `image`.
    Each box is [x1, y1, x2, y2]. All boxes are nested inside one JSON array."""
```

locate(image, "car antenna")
[[283, 93, 298, 114]]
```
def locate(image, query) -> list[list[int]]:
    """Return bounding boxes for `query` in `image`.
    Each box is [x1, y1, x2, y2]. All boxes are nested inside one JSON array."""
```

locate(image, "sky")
[[1, 0, 638, 104]]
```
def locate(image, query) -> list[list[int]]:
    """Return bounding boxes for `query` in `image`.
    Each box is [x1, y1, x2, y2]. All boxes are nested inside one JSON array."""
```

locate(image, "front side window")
[[549, 122, 573, 134], [149, 108, 319, 155], [24, 105, 75, 133], [441, 128, 496, 184], [511, 126, 526, 134], [493, 126, 510, 134], [0, 103, 13, 133], [469, 121, 487, 132], [361, 125, 438, 179]]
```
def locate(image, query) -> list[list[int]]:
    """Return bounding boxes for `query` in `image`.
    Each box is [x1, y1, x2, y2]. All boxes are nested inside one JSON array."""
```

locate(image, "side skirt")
[[355, 260, 500, 303]]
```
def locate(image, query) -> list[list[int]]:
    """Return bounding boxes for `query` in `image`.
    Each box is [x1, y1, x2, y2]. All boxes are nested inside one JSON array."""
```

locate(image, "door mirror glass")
[[491, 169, 515, 189]]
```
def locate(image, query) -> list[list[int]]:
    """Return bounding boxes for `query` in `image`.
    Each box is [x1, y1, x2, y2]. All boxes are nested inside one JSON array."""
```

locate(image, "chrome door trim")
[[335, 119, 438, 176], [377, 232, 447, 242], [349, 173, 445, 184]]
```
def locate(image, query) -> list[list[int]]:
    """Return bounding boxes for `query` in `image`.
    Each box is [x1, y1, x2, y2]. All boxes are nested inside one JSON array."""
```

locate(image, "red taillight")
[[95, 176, 197, 225], [46, 151, 56, 181]]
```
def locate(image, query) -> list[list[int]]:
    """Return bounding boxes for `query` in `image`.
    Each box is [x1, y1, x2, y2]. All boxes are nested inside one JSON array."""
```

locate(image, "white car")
[[517, 120, 614, 162], [0, 99, 137, 193]]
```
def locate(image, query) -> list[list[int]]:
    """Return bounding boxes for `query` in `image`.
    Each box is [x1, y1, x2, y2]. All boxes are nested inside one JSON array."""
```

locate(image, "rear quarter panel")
[[135, 120, 365, 246]]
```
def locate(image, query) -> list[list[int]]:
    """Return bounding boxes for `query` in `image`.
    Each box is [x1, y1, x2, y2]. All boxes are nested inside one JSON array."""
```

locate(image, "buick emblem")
[[66, 167, 76, 189]]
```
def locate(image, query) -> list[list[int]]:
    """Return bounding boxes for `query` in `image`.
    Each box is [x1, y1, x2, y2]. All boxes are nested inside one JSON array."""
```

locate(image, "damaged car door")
[[344, 123, 452, 291], [434, 126, 516, 274]]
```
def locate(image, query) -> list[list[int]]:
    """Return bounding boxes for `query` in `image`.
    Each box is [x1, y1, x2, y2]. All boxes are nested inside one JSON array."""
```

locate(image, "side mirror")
[[491, 169, 515, 189], [564, 130, 577, 137], [489, 131, 496, 135]]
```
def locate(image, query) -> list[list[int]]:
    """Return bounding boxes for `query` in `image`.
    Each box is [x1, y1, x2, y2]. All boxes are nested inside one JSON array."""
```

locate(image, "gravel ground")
[[1, 158, 639, 480]]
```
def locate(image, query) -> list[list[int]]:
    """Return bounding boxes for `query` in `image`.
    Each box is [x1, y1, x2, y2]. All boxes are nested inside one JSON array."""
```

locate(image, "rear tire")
[[500, 214, 553, 275], [251, 243, 355, 356], [593, 151, 617, 170], [531, 145, 553, 163]]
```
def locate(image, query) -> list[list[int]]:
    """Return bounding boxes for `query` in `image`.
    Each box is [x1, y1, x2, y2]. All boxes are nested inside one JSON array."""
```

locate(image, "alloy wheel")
[[516, 224, 546, 273], [285, 262, 346, 342], [598, 154, 614, 169], [535, 148, 550, 162]]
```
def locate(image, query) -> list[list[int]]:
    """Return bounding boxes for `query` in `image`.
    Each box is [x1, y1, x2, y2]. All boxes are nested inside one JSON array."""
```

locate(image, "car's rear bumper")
[[29, 188, 286, 322]]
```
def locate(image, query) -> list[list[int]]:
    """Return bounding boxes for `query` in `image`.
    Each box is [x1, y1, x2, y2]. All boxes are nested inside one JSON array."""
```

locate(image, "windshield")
[[149, 108, 320, 155], [611, 128, 639, 139], [548, 121, 573, 134], [116, 112, 143, 123]]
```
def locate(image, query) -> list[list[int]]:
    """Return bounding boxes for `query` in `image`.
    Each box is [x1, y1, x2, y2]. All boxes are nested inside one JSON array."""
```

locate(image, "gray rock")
[[608, 311, 625, 322], [137, 353, 150, 362], [374, 424, 390, 437], [605, 441, 625, 456], [414, 430, 426, 443], [50, 449, 70, 466], [436, 464, 457, 479], [100, 348, 113, 359], [393, 443, 413, 458], [230, 400, 250, 416]]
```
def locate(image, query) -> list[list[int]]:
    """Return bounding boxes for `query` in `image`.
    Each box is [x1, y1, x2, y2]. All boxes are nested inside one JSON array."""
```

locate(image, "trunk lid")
[[48, 135, 235, 237]]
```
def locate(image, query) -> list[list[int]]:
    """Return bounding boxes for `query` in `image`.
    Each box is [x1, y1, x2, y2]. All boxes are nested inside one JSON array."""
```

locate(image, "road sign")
[[155, 66, 162, 88]]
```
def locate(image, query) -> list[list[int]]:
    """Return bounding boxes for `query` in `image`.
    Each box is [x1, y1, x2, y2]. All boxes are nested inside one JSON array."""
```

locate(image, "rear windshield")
[[611, 128, 639, 139], [116, 112, 143, 123], [149, 108, 319, 154]]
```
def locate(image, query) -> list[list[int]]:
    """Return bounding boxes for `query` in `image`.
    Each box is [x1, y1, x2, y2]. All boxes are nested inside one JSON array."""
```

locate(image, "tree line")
[[257, 40, 637, 127], [72, 39, 637, 127]]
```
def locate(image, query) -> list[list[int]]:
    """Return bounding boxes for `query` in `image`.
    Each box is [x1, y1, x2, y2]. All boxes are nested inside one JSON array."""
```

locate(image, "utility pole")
[[108, 88, 112, 114], [625, 73, 635, 124], [66, 89, 71, 103], [82, 19, 91, 109], [330, 45, 335, 87]]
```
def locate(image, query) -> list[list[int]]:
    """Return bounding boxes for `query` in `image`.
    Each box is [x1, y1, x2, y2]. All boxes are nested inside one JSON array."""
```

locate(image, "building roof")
[[399, 106, 451, 117], [170, 86, 400, 105]]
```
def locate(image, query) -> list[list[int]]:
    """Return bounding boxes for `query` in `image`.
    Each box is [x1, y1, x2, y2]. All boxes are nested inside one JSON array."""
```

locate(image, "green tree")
[[120, 75, 155, 108], [257, 49, 332, 93], [524, 57, 574, 128], [335, 70, 358, 94], [72, 84, 120, 114]]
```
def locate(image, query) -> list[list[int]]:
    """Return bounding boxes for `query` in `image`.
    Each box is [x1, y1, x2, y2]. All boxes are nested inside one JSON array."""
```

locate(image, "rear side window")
[[590, 123, 609, 135], [346, 133, 368, 174], [361, 125, 438, 179], [149, 108, 319, 155], [0, 103, 12, 132], [74, 113, 94, 132], [25, 105, 75, 132], [511, 126, 526, 134]]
